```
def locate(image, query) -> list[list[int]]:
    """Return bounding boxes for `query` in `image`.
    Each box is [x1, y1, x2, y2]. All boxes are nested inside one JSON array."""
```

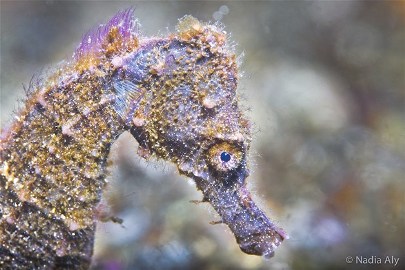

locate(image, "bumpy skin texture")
[[0, 50, 124, 268], [0, 10, 286, 269]]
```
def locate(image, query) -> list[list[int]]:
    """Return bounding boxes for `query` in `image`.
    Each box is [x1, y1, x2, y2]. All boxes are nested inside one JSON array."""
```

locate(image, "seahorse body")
[[0, 9, 286, 269]]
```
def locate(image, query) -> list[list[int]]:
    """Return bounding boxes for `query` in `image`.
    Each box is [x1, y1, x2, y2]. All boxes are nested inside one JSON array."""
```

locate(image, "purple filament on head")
[[74, 8, 139, 59]]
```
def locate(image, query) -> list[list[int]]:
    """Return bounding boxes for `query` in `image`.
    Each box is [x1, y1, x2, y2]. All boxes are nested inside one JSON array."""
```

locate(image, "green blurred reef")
[[1, 1, 404, 270]]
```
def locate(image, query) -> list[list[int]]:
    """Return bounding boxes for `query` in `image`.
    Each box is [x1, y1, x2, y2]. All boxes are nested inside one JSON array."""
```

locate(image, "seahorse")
[[0, 9, 287, 269]]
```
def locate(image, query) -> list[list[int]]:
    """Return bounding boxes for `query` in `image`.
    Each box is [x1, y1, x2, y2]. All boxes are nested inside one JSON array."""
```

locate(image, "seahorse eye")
[[220, 151, 231, 162], [207, 142, 243, 172]]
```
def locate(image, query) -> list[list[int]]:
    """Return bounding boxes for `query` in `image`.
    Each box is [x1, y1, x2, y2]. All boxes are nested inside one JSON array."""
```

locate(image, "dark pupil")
[[220, 152, 231, 162]]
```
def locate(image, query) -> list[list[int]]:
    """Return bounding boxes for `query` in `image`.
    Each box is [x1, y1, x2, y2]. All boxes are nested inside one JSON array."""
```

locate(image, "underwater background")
[[1, 1, 404, 269]]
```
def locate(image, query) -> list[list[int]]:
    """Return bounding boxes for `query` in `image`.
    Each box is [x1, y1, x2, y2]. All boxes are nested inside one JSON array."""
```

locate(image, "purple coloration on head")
[[74, 8, 139, 59]]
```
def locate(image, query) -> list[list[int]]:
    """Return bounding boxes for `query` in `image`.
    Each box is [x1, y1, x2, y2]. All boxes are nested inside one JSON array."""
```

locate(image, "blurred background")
[[1, 1, 404, 269]]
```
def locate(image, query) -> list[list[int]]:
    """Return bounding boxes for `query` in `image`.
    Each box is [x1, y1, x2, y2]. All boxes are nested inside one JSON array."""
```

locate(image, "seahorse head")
[[124, 16, 251, 184], [116, 15, 285, 257]]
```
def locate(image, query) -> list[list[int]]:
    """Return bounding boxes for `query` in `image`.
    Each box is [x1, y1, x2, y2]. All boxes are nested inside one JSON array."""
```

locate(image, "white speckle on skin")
[[48, 145, 55, 154], [132, 117, 145, 127], [99, 94, 115, 105], [6, 216, 15, 224], [67, 219, 80, 231], [37, 94, 47, 107], [56, 248, 66, 257], [82, 106, 91, 116], [34, 165, 41, 174], [137, 146, 151, 159], [229, 132, 244, 141], [111, 56, 124, 67], [0, 162, 10, 178], [61, 124, 74, 136], [61, 115, 80, 136], [17, 189, 29, 202], [202, 97, 216, 109], [179, 161, 193, 172]]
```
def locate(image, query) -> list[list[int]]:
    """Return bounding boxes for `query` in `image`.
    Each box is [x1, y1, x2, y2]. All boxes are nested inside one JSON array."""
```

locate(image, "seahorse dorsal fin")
[[113, 79, 144, 125], [114, 80, 138, 96]]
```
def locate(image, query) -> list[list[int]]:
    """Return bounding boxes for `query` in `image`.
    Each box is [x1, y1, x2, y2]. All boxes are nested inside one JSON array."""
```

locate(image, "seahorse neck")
[[1, 60, 126, 227]]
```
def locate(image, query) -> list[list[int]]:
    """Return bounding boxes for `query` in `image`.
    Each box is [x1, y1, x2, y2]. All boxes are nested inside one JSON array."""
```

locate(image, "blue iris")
[[220, 152, 231, 162]]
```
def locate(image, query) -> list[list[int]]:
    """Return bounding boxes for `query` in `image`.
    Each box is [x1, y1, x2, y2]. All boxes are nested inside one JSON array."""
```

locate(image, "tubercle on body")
[[0, 9, 286, 269]]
